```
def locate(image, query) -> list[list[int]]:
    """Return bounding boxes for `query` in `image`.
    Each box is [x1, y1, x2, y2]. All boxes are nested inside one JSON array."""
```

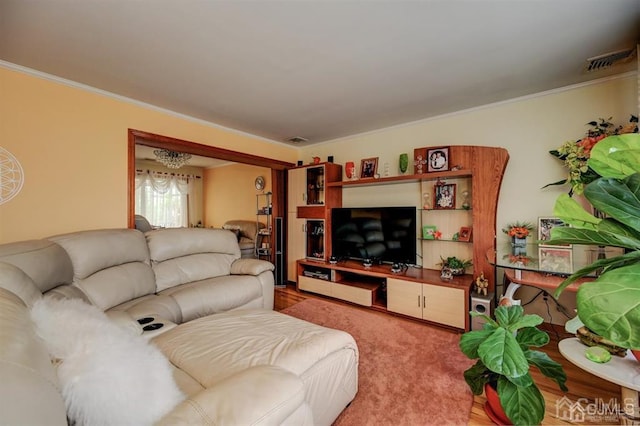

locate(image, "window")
[[135, 171, 191, 228]]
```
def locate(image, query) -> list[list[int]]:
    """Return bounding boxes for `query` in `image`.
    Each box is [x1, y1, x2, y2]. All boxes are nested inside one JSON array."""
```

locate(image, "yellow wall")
[[301, 73, 638, 324], [302, 74, 637, 225], [0, 66, 297, 243], [204, 163, 271, 227]]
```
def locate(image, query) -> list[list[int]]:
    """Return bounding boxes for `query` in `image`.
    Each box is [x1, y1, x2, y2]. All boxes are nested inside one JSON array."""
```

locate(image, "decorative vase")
[[484, 384, 512, 425], [511, 236, 527, 247], [345, 161, 355, 179], [399, 153, 409, 174]]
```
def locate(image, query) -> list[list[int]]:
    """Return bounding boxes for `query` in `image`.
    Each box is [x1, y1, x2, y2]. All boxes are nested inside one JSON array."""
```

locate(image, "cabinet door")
[[288, 167, 307, 209], [422, 283, 466, 329], [387, 278, 423, 319], [287, 215, 306, 281]]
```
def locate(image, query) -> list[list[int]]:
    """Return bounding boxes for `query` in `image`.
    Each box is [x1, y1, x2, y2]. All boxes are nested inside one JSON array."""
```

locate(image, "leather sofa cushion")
[[152, 309, 358, 386], [49, 229, 156, 311], [108, 294, 184, 325], [147, 228, 242, 292], [153, 253, 237, 292], [0, 239, 72, 293], [0, 289, 68, 425], [159, 275, 263, 322], [222, 220, 264, 241], [146, 228, 240, 262], [0, 263, 42, 307]]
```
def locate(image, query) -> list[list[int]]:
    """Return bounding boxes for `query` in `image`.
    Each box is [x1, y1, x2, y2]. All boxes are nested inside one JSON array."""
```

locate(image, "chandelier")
[[153, 149, 192, 169]]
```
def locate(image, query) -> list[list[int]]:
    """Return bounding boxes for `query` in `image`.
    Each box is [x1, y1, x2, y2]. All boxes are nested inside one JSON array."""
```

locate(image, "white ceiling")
[[1, 1, 638, 146]]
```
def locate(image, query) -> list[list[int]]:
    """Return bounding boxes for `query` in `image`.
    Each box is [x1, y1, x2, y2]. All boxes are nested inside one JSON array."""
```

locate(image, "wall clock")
[[254, 176, 265, 191]]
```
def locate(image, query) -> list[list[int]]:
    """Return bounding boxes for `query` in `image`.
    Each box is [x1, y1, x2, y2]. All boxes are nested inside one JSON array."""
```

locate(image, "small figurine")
[[475, 273, 489, 296]]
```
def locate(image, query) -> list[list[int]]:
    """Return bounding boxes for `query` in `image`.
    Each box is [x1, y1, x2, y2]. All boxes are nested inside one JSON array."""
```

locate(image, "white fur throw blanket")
[[30, 297, 184, 426]]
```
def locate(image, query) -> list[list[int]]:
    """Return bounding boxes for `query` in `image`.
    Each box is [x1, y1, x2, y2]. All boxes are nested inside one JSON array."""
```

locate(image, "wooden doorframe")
[[127, 129, 294, 232]]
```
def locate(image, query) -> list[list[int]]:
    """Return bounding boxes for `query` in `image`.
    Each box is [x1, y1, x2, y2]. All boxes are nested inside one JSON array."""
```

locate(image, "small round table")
[[559, 338, 640, 425]]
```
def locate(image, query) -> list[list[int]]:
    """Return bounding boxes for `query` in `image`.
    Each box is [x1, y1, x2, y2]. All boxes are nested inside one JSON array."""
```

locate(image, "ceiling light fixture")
[[287, 136, 308, 144], [153, 149, 192, 169]]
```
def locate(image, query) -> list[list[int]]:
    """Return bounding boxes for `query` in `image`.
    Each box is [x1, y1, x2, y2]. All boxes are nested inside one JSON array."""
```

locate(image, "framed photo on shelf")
[[458, 226, 472, 242], [427, 147, 450, 172], [422, 225, 437, 240], [360, 157, 378, 179], [538, 217, 571, 247], [538, 247, 573, 274], [413, 147, 427, 174], [433, 183, 456, 210]]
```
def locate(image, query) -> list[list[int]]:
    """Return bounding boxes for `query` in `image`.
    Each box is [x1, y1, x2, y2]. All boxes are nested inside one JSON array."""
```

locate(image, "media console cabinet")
[[297, 259, 473, 331]]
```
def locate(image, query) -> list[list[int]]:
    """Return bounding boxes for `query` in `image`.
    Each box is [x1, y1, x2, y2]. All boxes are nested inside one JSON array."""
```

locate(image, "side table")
[[559, 338, 640, 425]]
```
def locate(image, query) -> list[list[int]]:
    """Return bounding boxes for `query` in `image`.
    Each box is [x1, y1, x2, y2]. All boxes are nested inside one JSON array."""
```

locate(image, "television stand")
[[296, 259, 473, 330]]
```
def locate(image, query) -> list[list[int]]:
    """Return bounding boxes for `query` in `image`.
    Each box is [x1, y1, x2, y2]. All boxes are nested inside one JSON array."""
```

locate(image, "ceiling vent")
[[585, 47, 636, 72], [287, 136, 308, 144]]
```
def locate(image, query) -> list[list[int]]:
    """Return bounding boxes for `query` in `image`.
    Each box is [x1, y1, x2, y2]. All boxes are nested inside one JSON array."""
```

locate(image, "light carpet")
[[281, 298, 475, 426]]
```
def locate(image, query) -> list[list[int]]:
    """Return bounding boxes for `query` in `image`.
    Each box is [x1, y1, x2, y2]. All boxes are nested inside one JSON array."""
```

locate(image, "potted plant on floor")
[[459, 305, 568, 425], [549, 133, 640, 352]]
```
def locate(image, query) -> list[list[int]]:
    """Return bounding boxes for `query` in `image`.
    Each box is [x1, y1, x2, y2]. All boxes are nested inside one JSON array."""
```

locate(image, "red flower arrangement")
[[502, 222, 535, 239], [545, 115, 638, 195]]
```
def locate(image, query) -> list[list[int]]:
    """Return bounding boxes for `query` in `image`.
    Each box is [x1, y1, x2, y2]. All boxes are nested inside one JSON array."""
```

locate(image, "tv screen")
[[331, 207, 417, 264]]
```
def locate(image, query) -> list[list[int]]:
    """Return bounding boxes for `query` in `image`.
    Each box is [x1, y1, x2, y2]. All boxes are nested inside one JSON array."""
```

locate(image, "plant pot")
[[449, 267, 466, 276], [484, 383, 512, 425], [511, 237, 527, 247], [631, 349, 640, 362]]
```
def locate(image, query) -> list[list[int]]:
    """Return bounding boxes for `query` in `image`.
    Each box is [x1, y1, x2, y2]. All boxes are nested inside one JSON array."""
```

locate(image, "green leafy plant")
[[549, 133, 640, 349], [460, 305, 567, 425], [438, 256, 472, 270], [544, 115, 637, 195]]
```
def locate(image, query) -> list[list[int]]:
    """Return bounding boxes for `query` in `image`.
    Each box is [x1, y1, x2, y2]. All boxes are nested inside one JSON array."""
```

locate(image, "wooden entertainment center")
[[290, 146, 509, 331]]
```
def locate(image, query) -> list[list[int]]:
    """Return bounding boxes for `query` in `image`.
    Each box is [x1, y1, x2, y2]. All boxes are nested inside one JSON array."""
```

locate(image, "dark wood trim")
[[127, 129, 295, 229]]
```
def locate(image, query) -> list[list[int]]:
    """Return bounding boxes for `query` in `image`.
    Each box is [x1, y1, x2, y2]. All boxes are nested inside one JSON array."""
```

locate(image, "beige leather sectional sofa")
[[0, 227, 358, 425]]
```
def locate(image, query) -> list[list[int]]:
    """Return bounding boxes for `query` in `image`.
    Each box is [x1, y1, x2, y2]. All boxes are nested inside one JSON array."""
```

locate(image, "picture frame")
[[413, 147, 427, 174], [538, 247, 573, 275], [433, 183, 456, 210], [538, 217, 571, 247], [458, 226, 472, 242], [360, 157, 378, 179], [427, 147, 450, 172], [422, 225, 437, 240]]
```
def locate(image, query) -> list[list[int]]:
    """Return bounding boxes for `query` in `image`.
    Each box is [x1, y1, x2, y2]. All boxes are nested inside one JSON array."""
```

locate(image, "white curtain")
[[135, 170, 193, 228]]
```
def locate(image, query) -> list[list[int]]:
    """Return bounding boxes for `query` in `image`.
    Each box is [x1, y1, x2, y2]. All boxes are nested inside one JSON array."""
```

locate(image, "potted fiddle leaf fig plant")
[[459, 305, 568, 425], [549, 133, 640, 351]]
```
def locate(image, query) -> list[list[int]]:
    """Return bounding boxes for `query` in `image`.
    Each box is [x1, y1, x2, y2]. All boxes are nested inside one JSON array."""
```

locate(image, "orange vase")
[[345, 161, 355, 179]]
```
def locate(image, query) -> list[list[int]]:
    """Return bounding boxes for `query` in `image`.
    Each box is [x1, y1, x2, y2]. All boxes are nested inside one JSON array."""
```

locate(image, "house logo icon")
[[556, 396, 586, 423]]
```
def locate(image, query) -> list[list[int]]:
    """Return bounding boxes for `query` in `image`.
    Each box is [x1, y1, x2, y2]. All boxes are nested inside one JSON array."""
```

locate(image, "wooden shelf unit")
[[297, 259, 473, 330], [290, 146, 508, 331]]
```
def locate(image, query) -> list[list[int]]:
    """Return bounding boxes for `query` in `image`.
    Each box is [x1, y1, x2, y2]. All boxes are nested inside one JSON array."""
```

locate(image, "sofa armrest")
[[230, 258, 274, 276], [157, 365, 306, 426]]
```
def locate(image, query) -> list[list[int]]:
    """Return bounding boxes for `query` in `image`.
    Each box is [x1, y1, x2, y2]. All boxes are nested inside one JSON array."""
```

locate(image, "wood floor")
[[275, 284, 623, 425]]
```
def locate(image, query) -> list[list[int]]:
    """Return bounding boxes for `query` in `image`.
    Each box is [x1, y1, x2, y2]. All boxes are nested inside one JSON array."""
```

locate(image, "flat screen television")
[[331, 207, 417, 264]]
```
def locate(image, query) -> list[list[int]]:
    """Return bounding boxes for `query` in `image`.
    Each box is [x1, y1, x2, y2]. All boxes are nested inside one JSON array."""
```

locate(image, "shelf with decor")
[[419, 175, 474, 274], [291, 146, 509, 331], [327, 169, 472, 187], [256, 192, 273, 259]]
